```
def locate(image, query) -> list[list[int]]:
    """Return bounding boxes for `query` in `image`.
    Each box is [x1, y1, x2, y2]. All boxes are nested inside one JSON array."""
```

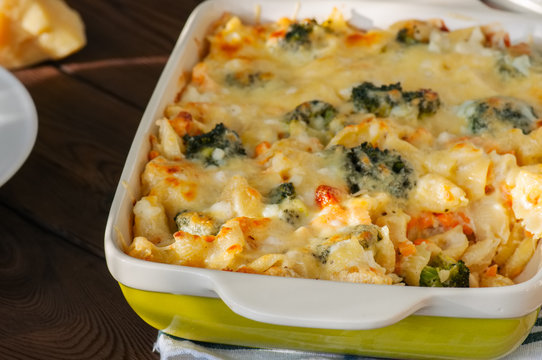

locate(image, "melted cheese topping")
[[127, 10, 542, 288]]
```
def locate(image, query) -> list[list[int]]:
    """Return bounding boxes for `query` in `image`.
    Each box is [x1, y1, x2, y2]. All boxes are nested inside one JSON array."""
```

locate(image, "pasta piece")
[[141, 157, 220, 218], [398, 243, 432, 286], [311, 192, 372, 235], [327, 119, 387, 148], [462, 195, 510, 272], [509, 165, 542, 238], [412, 173, 468, 213], [220, 176, 264, 218], [313, 225, 395, 284], [243, 253, 286, 274], [127, 234, 211, 267], [426, 225, 469, 261], [502, 235, 539, 279], [480, 273, 514, 287], [133, 196, 173, 245], [201, 218, 251, 270], [373, 226, 396, 273], [468, 195, 510, 244], [462, 238, 500, 274], [494, 221, 524, 267], [375, 210, 410, 247], [156, 118, 183, 160], [425, 143, 490, 200]]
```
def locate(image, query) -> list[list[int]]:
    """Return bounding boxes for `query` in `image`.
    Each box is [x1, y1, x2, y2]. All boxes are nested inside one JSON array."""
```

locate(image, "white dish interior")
[[105, 0, 542, 330]]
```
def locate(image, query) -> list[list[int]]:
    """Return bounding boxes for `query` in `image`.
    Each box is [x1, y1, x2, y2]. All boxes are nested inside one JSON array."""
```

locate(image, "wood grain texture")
[[60, 0, 203, 107], [0, 66, 141, 255], [0, 1, 206, 358], [0, 205, 157, 359], [0, 0, 204, 253]]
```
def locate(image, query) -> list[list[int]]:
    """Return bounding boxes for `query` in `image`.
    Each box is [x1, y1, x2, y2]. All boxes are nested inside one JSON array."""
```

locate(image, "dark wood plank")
[[0, 204, 157, 359], [0, 66, 141, 255], [0, 1, 205, 252], [57, 0, 204, 107], [0, 2, 206, 358]]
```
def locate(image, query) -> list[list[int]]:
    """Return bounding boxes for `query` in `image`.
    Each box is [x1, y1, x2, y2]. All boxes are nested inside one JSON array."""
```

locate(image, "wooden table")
[[0, 1, 203, 358]]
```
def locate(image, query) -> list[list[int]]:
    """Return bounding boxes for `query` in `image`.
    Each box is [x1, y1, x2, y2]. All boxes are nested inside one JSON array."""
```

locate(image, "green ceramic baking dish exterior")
[[120, 284, 539, 359], [104, 1, 542, 359]]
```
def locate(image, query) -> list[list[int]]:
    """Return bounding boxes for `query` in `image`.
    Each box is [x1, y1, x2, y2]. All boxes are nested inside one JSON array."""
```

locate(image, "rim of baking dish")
[[105, 0, 542, 330]]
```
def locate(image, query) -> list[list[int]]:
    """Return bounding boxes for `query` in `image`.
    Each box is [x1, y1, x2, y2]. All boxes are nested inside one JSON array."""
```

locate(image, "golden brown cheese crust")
[[127, 11, 542, 288]]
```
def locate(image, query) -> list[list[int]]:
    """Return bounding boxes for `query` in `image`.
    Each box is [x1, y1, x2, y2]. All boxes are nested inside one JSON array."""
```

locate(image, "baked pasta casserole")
[[127, 10, 542, 288]]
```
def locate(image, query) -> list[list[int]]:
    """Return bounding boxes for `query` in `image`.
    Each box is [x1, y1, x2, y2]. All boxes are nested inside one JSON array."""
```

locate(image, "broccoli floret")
[[419, 266, 442, 287], [351, 82, 403, 117], [312, 244, 330, 264], [174, 211, 220, 236], [497, 58, 523, 79], [419, 253, 470, 288], [342, 142, 414, 198], [465, 101, 491, 134], [396, 28, 421, 45], [458, 96, 538, 135], [284, 100, 338, 131], [395, 21, 438, 45], [283, 21, 315, 49], [496, 54, 530, 79], [495, 102, 537, 134], [225, 71, 272, 88], [268, 182, 296, 204], [351, 82, 441, 119], [183, 123, 246, 166], [267, 182, 306, 226], [403, 89, 441, 118], [350, 224, 384, 249]]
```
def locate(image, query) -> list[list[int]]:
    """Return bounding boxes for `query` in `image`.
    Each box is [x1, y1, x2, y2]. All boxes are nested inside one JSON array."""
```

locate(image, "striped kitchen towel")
[[154, 312, 542, 360]]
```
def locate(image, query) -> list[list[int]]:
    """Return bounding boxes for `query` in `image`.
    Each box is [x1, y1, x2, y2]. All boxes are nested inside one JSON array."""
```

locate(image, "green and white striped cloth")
[[154, 312, 542, 360]]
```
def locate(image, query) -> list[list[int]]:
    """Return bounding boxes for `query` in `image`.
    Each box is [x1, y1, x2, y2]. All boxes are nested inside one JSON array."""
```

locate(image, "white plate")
[[0, 67, 38, 187]]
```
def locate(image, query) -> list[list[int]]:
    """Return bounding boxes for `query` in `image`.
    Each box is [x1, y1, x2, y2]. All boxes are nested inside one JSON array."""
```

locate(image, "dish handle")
[[210, 272, 430, 330]]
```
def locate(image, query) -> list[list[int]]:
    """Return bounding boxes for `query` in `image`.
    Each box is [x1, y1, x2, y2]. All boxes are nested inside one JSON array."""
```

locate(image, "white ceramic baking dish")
[[105, 0, 542, 358]]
